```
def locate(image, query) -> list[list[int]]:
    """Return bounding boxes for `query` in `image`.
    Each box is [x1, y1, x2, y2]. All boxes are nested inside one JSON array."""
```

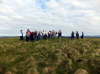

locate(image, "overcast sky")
[[0, 0, 100, 36]]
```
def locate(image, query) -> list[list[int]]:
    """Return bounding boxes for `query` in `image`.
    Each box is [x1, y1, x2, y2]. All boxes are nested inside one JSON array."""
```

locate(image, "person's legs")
[[26, 36, 29, 41]]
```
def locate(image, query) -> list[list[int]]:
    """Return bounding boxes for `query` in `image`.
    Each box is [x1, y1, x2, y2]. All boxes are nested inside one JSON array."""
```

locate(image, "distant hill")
[[0, 36, 17, 38], [62, 35, 100, 38], [85, 35, 100, 38]]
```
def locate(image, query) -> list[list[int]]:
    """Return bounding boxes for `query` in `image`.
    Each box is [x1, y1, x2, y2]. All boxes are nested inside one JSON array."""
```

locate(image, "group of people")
[[20, 29, 62, 41], [71, 31, 84, 39], [20, 29, 84, 41]]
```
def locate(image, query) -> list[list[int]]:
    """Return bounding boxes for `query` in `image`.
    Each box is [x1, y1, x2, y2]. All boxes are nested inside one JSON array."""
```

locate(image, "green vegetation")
[[0, 38, 99, 74]]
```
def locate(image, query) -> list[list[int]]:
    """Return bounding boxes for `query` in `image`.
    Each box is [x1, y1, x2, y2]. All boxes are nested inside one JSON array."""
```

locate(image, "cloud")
[[0, 0, 100, 36]]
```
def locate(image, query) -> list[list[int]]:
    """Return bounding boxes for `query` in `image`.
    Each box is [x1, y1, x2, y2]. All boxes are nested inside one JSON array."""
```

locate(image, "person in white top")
[[20, 29, 24, 40]]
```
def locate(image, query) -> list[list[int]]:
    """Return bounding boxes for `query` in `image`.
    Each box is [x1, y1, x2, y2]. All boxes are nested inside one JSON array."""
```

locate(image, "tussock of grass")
[[0, 38, 99, 74]]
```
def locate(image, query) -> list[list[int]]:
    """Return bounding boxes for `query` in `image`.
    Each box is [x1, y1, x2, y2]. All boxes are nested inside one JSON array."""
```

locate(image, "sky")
[[0, 0, 100, 36]]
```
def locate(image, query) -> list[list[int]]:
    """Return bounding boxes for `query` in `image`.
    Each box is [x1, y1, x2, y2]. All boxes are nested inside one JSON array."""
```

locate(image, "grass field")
[[0, 38, 99, 74]]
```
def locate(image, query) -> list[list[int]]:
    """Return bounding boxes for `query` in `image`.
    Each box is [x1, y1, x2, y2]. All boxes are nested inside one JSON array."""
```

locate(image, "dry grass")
[[0, 37, 99, 74]]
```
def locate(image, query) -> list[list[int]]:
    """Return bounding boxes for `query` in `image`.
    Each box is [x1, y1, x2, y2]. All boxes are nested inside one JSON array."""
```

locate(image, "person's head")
[[72, 31, 74, 33], [76, 31, 78, 33], [27, 29, 30, 32], [20, 30, 23, 32], [58, 30, 61, 33]]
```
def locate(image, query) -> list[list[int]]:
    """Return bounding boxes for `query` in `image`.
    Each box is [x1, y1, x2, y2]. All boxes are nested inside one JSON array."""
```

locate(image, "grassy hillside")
[[0, 38, 99, 74]]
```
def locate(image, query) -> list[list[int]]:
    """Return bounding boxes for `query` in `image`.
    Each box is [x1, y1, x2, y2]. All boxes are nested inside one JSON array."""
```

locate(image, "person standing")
[[71, 31, 75, 39], [30, 32, 34, 41], [58, 30, 62, 38], [26, 29, 30, 41], [76, 31, 79, 39], [81, 32, 84, 39], [20, 29, 24, 40]]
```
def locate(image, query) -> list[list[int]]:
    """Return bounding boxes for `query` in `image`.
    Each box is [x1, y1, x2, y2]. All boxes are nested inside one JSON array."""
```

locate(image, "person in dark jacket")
[[76, 31, 79, 39], [71, 31, 75, 39], [81, 32, 84, 39], [30, 32, 34, 41], [26, 29, 30, 41], [58, 30, 62, 38]]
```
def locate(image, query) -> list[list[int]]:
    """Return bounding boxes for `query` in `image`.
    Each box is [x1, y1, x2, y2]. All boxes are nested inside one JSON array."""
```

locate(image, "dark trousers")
[[20, 36, 24, 40], [26, 36, 29, 41]]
